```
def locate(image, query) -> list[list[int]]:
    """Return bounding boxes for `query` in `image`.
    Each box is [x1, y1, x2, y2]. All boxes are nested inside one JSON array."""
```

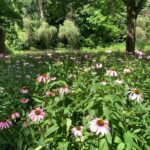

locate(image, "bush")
[[136, 27, 147, 49], [37, 21, 57, 49], [58, 20, 80, 49]]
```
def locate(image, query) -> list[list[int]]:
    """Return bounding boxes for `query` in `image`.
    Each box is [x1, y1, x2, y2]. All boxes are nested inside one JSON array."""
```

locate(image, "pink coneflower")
[[72, 126, 83, 137], [127, 88, 143, 102], [20, 98, 29, 104], [123, 68, 131, 74], [90, 118, 110, 135], [36, 74, 56, 84], [45, 91, 55, 97], [106, 67, 118, 77], [11, 112, 20, 120], [36, 74, 50, 83], [29, 108, 46, 122], [21, 87, 28, 94], [59, 86, 70, 94], [0, 120, 12, 130]]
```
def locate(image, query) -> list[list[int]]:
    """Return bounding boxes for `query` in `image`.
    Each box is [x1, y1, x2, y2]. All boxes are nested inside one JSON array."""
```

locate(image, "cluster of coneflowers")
[[0, 70, 143, 130], [72, 118, 110, 137]]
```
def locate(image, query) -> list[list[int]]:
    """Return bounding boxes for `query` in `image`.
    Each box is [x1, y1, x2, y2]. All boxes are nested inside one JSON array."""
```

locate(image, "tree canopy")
[[0, 0, 149, 54]]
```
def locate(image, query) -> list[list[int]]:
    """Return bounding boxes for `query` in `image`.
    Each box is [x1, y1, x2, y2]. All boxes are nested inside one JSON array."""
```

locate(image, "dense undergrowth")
[[0, 51, 150, 150]]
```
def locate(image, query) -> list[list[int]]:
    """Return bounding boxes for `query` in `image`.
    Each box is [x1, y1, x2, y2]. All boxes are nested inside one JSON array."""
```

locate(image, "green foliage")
[[58, 20, 80, 49], [136, 0, 150, 49], [0, 52, 150, 149], [37, 21, 57, 49], [76, 2, 125, 47]]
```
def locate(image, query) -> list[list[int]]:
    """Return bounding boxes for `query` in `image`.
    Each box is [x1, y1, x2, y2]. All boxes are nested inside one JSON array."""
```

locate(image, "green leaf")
[[98, 138, 109, 150], [58, 142, 69, 150], [117, 143, 125, 150], [17, 138, 23, 150], [44, 125, 59, 138], [114, 136, 122, 143], [124, 131, 133, 150], [34, 146, 43, 150], [103, 104, 110, 119], [66, 118, 72, 134]]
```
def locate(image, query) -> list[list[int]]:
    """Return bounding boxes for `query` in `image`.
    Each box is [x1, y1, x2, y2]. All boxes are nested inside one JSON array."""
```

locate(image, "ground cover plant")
[[0, 51, 150, 150]]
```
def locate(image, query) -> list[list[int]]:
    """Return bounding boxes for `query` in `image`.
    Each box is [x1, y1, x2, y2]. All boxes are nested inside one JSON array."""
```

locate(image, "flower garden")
[[0, 51, 150, 150]]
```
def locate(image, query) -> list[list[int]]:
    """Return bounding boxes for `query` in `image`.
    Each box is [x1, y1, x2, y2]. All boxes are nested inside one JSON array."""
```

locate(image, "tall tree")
[[122, 0, 147, 53], [38, 0, 45, 20]]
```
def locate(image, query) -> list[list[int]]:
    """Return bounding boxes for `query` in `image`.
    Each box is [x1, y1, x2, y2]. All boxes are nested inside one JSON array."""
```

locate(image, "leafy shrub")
[[136, 27, 146, 49], [58, 20, 80, 49]]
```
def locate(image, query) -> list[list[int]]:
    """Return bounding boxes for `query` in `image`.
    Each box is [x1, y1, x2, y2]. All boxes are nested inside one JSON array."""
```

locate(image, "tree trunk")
[[0, 27, 5, 57], [38, 0, 45, 20], [126, 6, 137, 53]]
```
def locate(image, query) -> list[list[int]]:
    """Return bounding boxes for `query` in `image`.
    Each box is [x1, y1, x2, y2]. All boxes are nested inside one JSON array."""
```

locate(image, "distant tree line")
[[0, 0, 149, 55]]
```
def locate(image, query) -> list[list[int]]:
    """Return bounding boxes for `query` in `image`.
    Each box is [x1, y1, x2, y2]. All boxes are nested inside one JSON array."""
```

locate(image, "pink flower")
[[20, 98, 29, 104], [36, 74, 50, 84], [59, 86, 70, 94], [0, 120, 12, 130], [36, 74, 56, 84], [45, 91, 55, 97], [11, 112, 20, 120], [21, 87, 28, 94], [72, 126, 83, 137], [106, 67, 118, 77], [89, 118, 110, 135], [29, 108, 46, 122]]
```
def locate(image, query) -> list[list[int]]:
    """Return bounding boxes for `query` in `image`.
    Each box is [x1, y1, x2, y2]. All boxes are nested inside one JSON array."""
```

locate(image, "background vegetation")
[[0, 0, 150, 53]]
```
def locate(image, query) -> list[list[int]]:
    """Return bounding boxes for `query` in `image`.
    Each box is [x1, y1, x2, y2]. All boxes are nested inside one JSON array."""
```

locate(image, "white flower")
[[127, 88, 143, 102], [90, 118, 110, 135], [105, 50, 111, 54], [106, 67, 118, 77], [72, 126, 83, 137], [95, 63, 103, 69], [100, 80, 107, 86], [115, 79, 123, 85], [123, 68, 131, 74]]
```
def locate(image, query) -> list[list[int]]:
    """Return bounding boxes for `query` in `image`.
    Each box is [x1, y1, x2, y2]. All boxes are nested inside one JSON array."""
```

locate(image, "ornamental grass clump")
[[58, 20, 80, 49], [37, 21, 57, 49]]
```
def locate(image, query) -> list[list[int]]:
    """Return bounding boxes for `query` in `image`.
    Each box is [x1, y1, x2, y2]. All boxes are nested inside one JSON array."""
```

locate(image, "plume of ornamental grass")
[[58, 20, 80, 49], [23, 17, 35, 46], [37, 21, 57, 49]]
